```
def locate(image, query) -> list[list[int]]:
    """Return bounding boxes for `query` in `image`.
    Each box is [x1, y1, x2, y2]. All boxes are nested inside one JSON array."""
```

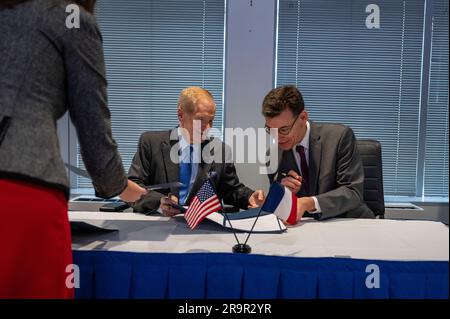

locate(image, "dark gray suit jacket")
[[128, 129, 255, 213], [270, 122, 374, 220], [0, 0, 127, 197]]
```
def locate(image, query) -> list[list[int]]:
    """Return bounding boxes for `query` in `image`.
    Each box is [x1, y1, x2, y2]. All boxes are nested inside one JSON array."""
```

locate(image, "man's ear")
[[177, 106, 183, 122], [300, 110, 308, 121]]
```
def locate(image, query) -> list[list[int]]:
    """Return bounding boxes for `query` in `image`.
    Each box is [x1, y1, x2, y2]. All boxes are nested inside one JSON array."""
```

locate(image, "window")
[[276, 0, 448, 197], [76, 0, 226, 188], [423, 0, 449, 196]]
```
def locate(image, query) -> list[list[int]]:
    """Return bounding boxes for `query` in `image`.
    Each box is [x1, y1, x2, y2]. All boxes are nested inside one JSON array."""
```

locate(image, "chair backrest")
[[356, 139, 385, 218]]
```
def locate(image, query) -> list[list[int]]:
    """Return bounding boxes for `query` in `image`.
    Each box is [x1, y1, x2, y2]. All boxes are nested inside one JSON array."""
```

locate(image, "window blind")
[[76, 0, 225, 188], [423, 0, 449, 196], [277, 0, 425, 196]]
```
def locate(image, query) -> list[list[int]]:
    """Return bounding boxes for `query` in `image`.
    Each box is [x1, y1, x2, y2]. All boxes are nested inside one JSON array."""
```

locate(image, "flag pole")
[[205, 171, 244, 250], [241, 184, 274, 247], [239, 170, 280, 252]]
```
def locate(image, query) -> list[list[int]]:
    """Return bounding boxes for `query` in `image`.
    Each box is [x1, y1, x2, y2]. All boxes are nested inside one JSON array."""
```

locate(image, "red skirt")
[[0, 178, 74, 299]]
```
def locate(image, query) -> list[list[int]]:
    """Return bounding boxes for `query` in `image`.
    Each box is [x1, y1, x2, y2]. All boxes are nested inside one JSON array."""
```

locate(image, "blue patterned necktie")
[[179, 145, 193, 205]]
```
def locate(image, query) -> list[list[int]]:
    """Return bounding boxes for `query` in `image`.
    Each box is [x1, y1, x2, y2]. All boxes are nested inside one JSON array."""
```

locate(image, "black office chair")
[[356, 139, 385, 218]]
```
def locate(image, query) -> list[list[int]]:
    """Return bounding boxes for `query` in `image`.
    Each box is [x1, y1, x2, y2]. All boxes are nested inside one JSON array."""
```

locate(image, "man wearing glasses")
[[263, 85, 374, 223]]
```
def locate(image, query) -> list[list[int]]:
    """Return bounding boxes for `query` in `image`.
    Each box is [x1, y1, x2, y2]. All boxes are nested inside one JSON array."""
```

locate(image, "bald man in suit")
[[128, 87, 265, 215]]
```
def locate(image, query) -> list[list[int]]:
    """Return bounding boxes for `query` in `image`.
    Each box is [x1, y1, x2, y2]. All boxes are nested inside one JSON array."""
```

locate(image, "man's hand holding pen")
[[160, 193, 183, 217], [280, 170, 302, 194]]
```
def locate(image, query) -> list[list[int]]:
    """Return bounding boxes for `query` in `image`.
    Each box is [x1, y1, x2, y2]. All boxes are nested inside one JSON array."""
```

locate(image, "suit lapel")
[[161, 129, 180, 197], [276, 149, 309, 196], [282, 149, 310, 197], [308, 122, 322, 195], [185, 163, 211, 205]]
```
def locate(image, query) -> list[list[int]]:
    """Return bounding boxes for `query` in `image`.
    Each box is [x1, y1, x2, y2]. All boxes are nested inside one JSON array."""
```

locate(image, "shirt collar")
[[177, 127, 201, 151], [178, 127, 189, 150], [295, 121, 311, 150]]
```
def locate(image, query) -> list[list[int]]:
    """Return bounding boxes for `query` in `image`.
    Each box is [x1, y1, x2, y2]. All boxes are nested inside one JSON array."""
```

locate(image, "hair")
[[178, 87, 215, 114], [0, 0, 97, 13], [262, 85, 305, 118]]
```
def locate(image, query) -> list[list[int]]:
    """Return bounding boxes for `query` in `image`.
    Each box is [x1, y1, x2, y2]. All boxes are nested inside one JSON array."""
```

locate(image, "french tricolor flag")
[[262, 182, 298, 225]]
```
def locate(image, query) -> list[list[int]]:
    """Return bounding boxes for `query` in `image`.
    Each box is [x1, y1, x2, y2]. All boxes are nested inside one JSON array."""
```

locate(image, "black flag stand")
[[222, 211, 251, 254], [205, 171, 250, 253], [231, 152, 284, 253], [232, 242, 252, 254], [238, 204, 265, 254]]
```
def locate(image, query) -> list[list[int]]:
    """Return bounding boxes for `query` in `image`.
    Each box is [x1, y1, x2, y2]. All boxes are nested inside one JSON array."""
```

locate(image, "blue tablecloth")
[[72, 251, 448, 299]]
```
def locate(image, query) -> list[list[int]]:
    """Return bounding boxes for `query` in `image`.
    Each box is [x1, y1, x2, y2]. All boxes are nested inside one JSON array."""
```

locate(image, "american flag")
[[184, 179, 222, 229]]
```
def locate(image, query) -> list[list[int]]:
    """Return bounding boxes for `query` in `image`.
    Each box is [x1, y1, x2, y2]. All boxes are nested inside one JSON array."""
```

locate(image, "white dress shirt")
[[158, 128, 201, 212], [178, 127, 201, 191], [292, 121, 322, 213]]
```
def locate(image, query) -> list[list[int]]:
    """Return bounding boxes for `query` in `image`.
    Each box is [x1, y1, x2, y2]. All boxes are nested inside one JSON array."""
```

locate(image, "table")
[[70, 212, 449, 299]]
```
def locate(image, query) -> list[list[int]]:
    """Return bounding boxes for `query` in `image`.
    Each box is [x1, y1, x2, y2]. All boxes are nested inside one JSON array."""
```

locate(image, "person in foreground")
[[0, 0, 146, 298], [128, 86, 265, 216], [262, 85, 374, 224]]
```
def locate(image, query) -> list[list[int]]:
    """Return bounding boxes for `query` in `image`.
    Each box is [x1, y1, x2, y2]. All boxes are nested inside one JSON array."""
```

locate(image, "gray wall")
[[224, 0, 276, 193]]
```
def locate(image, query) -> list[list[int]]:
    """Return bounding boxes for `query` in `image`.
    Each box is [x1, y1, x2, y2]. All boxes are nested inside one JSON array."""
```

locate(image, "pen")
[[281, 172, 301, 180], [168, 193, 187, 213]]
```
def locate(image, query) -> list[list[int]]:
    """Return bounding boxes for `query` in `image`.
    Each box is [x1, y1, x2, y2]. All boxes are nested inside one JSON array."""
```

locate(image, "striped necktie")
[[296, 145, 309, 195]]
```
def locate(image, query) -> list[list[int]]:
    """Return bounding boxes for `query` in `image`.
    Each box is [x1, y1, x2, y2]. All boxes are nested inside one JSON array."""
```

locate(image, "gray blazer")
[[128, 129, 255, 213], [0, 0, 127, 198], [270, 121, 375, 220]]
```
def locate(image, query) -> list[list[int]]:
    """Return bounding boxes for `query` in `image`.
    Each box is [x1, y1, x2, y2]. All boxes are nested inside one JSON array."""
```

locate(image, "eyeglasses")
[[265, 112, 301, 136]]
